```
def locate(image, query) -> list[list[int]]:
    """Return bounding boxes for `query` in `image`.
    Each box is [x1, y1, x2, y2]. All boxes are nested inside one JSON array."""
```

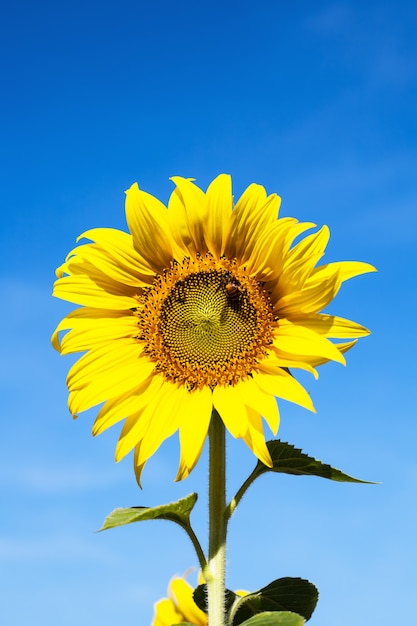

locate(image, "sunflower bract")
[[52, 174, 376, 483]]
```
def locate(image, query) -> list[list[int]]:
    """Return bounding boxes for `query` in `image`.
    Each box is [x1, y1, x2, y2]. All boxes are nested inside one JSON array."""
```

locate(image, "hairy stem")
[[207, 409, 227, 626], [225, 468, 258, 521]]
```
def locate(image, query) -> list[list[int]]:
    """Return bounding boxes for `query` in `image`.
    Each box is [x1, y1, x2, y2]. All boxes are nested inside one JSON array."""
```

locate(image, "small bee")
[[222, 271, 243, 301]]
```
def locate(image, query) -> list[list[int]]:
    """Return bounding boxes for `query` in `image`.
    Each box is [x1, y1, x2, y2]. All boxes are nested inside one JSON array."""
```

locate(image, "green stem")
[[225, 468, 258, 521], [182, 521, 212, 584], [207, 409, 227, 626]]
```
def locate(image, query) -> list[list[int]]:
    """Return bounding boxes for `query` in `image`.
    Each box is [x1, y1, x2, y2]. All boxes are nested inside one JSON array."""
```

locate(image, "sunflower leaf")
[[253, 440, 375, 484], [232, 577, 318, 624], [99, 492, 198, 531], [235, 612, 305, 626]]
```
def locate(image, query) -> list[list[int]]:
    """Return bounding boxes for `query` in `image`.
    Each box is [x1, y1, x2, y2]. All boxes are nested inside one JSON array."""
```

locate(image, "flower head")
[[152, 574, 247, 626], [52, 175, 375, 483], [152, 575, 207, 626]]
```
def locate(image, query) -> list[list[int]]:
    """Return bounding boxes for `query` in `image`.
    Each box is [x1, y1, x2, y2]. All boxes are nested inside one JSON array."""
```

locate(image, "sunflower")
[[52, 175, 375, 483], [152, 574, 247, 626], [152, 575, 208, 626]]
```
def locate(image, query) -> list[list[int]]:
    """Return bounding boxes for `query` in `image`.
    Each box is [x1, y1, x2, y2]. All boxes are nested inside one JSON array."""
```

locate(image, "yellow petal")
[[53, 275, 137, 309], [242, 409, 273, 467], [223, 183, 267, 260], [68, 351, 154, 415], [152, 597, 183, 626], [238, 376, 280, 435], [233, 193, 282, 265], [78, 228, 156, 277], [133, 447, 146, 488], [166, 186, 199, 257], [273, 320, 346, 365], [125, 183, 176, 271], [176, 386, 212, 481], [52, 307, 130, 351], [58, 316, 139, 355], [274, 270, 341, 316], [68, 241, 151, 287], [264, 350, 319, 378], [288, 314, 371, 338], [92, 374, 164, 435], [205, 174, 233, 258], [66, 340, 144, 389], [310, 260, 377, 284], [245, 219, 315, 281], [280, 225, 330, 290], [253, 367, 315, 412], [116, 381, 183, 463], [170, 177, 208, 253], [299, 339, 358, 366], [212, 384, 249, 438], [170, 578, 207, 625]]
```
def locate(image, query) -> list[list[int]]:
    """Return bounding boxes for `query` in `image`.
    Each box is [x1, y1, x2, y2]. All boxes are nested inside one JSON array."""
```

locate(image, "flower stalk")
[[207, 409, 227, 626]]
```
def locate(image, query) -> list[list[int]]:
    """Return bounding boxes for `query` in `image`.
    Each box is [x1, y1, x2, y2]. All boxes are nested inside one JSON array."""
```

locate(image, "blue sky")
[[1, 1, 416, 624]]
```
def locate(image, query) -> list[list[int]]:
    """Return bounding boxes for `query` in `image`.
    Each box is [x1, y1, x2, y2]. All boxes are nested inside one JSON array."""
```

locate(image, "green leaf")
[[99, 492, 198, 531], [253, 440, 375, 484], [237, 611, 305, 626], [232, 577, 318, 624], [194, 578, 317, 624]]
